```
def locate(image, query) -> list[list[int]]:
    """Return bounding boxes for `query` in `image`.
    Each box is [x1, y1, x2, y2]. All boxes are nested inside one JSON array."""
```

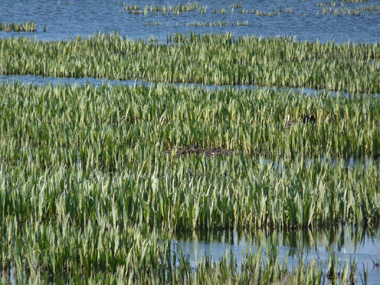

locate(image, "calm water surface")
[[0, 0, 379, 43], [172, 226, 380, 284]]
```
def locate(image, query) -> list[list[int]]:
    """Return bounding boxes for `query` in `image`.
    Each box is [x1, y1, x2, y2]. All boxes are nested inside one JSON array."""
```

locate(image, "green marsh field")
[[0, 17, 380, 285]]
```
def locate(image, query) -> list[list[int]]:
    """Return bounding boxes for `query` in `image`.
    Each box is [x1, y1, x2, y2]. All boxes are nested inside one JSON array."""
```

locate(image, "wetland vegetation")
[[0, 80, 379, 282], [0, 32, 379, 93], [0, 22, 36, 32], [1, 0, 380, 282]]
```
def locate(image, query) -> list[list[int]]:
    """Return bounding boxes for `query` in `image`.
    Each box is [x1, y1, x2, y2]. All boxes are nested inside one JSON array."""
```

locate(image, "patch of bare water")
[[172, 226, 380, 284]]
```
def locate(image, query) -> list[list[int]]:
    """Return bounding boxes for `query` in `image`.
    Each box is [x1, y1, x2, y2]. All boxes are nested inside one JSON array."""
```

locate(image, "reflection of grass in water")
[[0, 22, 36, 32], [174, 225, 380, 253]]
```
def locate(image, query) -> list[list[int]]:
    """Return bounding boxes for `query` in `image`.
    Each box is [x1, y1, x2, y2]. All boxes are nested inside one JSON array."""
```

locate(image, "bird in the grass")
[[285, 114, 316, 129], [303, 114, 316, 124]]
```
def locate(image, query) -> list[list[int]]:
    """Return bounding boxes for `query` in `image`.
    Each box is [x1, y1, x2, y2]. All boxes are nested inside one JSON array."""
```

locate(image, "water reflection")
[[267, 156, 380, 177], [172, 226, 380, 284], [0, 267, 16, 285], [0, 74, 145, 88]]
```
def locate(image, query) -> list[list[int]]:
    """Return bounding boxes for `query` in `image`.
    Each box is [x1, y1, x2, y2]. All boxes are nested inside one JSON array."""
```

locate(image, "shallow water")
[[0, 0, 379, 43], [172, 226, 380, 284], [1, 74, 375, 98], [0, 74, 144, 88]]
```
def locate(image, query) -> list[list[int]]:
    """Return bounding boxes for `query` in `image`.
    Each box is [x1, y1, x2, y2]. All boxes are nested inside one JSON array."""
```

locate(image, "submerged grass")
[[0, 32, 379, 93]]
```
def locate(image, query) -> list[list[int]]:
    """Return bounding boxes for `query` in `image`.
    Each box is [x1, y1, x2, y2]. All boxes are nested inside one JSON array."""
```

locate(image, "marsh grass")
[[144, 21, 165, 26], [188, 21, 229, 27], [317, 0, 380, 15], [0, 27, 379, 282], [1, 82, 380, 231], [0, 32, 379, 93], [0, 80, 378, 281], [123, 1, 204, 15], [0, 22, 36, 32], [0, 223, 362, 284], [188, 21, 249, 27]]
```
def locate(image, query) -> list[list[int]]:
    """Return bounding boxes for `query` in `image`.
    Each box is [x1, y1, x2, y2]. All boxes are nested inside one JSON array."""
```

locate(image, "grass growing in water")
[[123, 1, 205, 15], [0, 22, 36, 32], [1, 82, 380, 230], [0, 77, 378, 281], [0, 32, 379, 93], [317, 0, 380, 15], [0, 27, 379, 281]]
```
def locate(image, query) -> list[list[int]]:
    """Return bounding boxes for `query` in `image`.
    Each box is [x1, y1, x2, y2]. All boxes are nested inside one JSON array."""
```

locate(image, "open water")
[[0, 0, 379, 43], [172, 226, 380, 284]]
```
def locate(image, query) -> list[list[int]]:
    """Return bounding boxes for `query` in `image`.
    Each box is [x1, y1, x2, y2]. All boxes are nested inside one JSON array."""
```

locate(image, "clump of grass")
[[234, 21, 249, 26], [123, 1, 205, 15], [230, 2, 243, 9], [187, 21, 229, 27], [318, 5, 380, 15], [239, 8, 294, 15], [317, 0, 380, 15], [212, 7, 227, 14], [251, 9, 279, 16], [0, 22, 36, 32], [144, 21, 165, 26]]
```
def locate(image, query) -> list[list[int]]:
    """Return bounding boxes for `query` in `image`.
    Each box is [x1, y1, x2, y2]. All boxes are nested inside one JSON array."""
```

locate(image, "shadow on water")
[[172, 226, 380, 284]]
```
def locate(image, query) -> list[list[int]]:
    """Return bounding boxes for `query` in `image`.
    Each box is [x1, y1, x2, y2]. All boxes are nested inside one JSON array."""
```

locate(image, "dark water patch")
[[171, 226, 380, 284], [0, 0, 379, 43]]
